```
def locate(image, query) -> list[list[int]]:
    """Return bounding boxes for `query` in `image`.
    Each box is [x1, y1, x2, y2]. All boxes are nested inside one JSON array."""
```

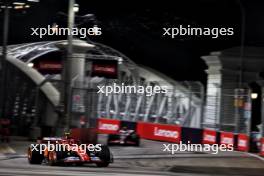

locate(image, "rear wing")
[[42, 137, 62, 141], [41, 137, 62, 143]]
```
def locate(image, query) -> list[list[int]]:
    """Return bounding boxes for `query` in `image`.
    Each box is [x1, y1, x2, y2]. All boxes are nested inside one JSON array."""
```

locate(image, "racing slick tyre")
[[130, 133, 140, 146], [107, 134, 119, 146], [48, 151, 65, 166], [96, 145, 111, 167], [134, 136, 140, 147], [27, 146, 43, 164], [48, 151, 57, 166]]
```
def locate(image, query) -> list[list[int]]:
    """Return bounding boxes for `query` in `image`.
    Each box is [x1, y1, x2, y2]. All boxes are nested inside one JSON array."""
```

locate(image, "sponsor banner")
[[220, 131, 234, 146], [38, 61, 62, 70], [260, 138, 264, 157], [237, 134, 249, 152], [203, 129, 217, 145], [97, 118, 120, 134], [90, 59, 118, 79], [137, 122, 181, 143], [35, 61, 62, 74]]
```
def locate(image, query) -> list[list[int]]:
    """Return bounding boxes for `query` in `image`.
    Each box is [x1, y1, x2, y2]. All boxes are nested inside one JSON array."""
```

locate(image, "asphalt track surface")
[[0, 135, 264, 176]]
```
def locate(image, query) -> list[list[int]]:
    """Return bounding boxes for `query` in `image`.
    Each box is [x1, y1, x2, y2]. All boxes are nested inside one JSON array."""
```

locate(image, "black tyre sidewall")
[[96, 145, 111, 167], [28, 147, 43, 164]]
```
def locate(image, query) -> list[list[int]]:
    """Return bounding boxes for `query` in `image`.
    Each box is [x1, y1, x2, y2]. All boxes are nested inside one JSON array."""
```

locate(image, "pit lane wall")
[[97, 118, 259, 155]]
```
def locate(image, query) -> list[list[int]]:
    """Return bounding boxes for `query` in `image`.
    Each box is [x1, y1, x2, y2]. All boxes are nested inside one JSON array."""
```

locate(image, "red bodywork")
[[39, 137, 106, 164]]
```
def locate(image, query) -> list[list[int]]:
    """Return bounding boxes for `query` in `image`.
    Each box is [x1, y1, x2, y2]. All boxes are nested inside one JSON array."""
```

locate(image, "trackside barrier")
[[260, 138, 264, 157], [97, 118, 120, 134], [203, 129, 217, 144], [220, 131, 234, 147], [236, 134, 249, 152], [136, 122, 181, 143], [95, 118, 254, 154]]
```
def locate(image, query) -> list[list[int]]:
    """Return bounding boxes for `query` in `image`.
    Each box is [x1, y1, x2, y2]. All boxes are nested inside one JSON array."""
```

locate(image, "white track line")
[[0, 145, 15, 154], [245, 152, 264, 162]]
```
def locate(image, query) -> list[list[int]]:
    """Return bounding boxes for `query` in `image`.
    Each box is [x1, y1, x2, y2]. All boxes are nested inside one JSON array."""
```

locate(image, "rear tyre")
[[28, 147, 43, 164], [107, 134, 119, 146], [130, 133, 140, 147], [107, 138, 112, 146], [135, 137, 140, 147], [96, 145, 111, 167]]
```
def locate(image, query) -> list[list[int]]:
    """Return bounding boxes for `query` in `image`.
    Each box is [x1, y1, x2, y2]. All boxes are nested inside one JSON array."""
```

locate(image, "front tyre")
[[48, 151, 58, 166], [27, 146, 43, 164]]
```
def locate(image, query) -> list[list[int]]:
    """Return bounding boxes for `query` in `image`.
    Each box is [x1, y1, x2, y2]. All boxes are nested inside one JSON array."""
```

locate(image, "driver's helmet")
[[69, 139, 75, 145], [120, 126, 128, 131], [61, 139, 68, 144], [64, 131, 71, 139]]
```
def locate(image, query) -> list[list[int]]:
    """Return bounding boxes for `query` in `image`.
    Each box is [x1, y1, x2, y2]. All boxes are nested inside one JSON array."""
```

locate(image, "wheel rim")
[[49, 152, 52, 161], [49, 152, 57, 162], [53, 152, 57, 160], [28, 149, 32, 160]]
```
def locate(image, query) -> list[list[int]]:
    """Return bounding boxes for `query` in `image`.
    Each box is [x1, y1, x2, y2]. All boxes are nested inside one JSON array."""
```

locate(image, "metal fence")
[[70, 80, 204, 129], [203, 87, 251, 135], [2, 61, 252, 136]]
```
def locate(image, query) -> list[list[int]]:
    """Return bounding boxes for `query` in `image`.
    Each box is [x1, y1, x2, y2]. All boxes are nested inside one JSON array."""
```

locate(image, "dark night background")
[[1, 0, 264, 83], [0, 0, 264, 130], [0, 0, 253, 84], [0, 0, 263, 84]]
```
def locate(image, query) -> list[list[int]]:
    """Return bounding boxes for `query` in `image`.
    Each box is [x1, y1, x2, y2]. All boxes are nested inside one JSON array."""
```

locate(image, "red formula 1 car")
[[27, 136, 113, 167], [107, 127, 140, 146]]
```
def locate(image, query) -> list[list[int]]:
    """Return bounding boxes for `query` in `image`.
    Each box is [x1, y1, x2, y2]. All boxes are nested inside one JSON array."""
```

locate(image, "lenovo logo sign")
[[238, 139, 247, 147], [90, 59, 118, 79], [204, 134, 216, 142], [97, 118, 120, 134], [154, 127, 179, 139], [98, 123, 119, 131], [39, 62, 62, 70], [93, 65, 116, 73], [237, 134, 249, 152], [220, 132, 234, 145], [137, 122, 181, 143], [203, 129, 217, 144], [221, 137, 233, 144]]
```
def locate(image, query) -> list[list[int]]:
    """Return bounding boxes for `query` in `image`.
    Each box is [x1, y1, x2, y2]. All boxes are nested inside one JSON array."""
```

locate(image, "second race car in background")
[[107, 127, 140, 146]]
